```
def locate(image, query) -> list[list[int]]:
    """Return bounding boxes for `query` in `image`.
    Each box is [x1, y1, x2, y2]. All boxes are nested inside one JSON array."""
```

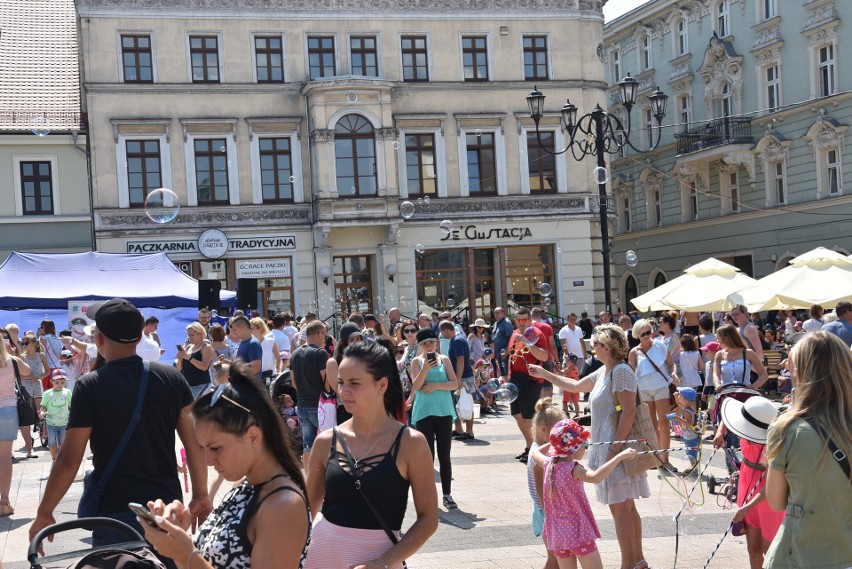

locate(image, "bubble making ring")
[[506, 343, 531, 364]]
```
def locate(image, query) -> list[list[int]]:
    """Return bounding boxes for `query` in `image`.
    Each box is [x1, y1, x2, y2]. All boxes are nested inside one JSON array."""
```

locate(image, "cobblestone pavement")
[[1, 405, 751, 568]]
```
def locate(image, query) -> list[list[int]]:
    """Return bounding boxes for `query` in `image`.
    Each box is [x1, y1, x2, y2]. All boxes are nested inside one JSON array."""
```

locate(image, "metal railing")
[[674, 117, 753, 155]]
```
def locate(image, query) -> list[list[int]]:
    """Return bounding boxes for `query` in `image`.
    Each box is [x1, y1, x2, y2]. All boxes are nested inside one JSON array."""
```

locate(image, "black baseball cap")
[[87, 298, 144, 344]]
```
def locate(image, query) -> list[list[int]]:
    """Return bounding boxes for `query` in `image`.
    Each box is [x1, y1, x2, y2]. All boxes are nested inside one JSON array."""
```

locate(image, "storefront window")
[[472, 249, 495, 321], [416, 249, 467, 316], [260, 278, 293, 318], [504, 245, 556, 314], [199, 260, 227, 292], [334, 255, 373, 316]]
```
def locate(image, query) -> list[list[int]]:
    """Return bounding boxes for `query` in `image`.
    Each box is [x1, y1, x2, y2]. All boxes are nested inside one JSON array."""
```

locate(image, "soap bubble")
[[493, 389, 511, 403], [592, 166, 609, 185], [218, 145, 226, 153], [484, 379, 502, 394], [439, 219, 453, 234], [289, 175, 295, 183], [446, 298, 456, 308], [474, 128, 482, 137], [417, 197, 423, 204], [400, 201, 416, 219], [501, 382, 520, 403], [415, 243, 425, 254], [543, 297, 552, 307], [423, 196, 431, 204], [538, 283, 553, 297], [392, 140, 399, 150], [523, 326, 541, 344], [500, 349, 507, 358], [626, 250, 639, 267], [144, 188, 180, 224], [31, 116, 51, 137]]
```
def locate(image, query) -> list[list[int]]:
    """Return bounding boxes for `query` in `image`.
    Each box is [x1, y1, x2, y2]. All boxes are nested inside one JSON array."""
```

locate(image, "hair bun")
[[535, 397, 553, 412]]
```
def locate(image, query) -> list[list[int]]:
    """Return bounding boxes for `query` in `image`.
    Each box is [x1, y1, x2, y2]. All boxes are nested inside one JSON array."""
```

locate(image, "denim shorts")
[[296, 406, 319, 452], [0, 406, 18, 440], [48, 425, 67, 447]]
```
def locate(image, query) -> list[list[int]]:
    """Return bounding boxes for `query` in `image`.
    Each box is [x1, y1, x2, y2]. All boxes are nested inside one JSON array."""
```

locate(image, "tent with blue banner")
[[0, 251, 236, 309]]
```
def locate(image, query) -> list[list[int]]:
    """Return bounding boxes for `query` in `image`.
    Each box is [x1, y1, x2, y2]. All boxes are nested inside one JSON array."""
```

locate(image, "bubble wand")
[[702, 469, 766, 568], [672, 446, 718, 569], [180, 447, 189, 493]]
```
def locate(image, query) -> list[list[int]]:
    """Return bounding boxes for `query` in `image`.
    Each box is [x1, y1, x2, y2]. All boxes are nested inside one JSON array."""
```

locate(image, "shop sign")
[[236, 258, 291, 279], [126, 233, 297, 256], [198, 229, 229, 259], [573, 280, 584, 287], [440, 225, 533, 242]]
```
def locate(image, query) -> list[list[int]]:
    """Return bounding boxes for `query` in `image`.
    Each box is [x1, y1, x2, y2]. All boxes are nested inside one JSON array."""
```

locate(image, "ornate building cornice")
[[85, 83, 303, 96], [95, 205, 311, 232]]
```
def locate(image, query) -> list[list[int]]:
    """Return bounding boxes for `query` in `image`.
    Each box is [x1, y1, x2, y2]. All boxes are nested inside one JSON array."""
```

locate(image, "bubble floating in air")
[[592, 166, 609, 185], [538, 283, 553, 297], [626, 250, 639, 267], [415, 243, 425, 254], [400, 201, 416, 219], [144, 188, 180, 224]]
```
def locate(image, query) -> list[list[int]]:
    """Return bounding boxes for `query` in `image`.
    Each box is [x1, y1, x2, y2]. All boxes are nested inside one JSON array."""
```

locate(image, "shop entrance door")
[[259, 278, 294, 318], [334, 255, 373, 317]]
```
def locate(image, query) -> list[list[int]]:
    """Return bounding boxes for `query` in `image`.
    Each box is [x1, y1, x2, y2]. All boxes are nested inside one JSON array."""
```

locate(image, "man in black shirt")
[[578, 311, 594, 339], [30, 298, 211, 554], [290, 320, 328, 465]]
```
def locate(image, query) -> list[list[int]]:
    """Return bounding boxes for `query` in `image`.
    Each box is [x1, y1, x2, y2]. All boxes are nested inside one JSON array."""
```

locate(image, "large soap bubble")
[[144, 188, 180, 224], [400, 201, 415, 219]]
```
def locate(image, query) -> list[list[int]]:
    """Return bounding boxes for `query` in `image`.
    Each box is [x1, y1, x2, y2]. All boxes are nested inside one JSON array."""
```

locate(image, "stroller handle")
[[28, 517, 145, 565]]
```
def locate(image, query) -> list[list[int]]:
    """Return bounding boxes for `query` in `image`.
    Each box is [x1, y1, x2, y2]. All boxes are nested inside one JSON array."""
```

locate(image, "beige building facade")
[[78, 0, 611, 322]]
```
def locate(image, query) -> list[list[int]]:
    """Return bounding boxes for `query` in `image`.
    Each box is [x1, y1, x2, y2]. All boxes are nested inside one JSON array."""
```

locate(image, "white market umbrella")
[[727, 247, 852, 312], [631, 257, 757, 312]]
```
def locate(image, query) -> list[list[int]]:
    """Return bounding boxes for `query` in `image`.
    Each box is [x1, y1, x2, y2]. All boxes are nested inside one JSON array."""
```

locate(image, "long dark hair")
[[343, 338, 405, 423], [192, 363, 306, 493]]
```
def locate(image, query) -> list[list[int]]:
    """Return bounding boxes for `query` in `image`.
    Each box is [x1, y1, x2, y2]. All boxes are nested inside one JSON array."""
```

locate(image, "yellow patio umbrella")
[[727, 247, 852, 312], [631, 257, 756, 312]]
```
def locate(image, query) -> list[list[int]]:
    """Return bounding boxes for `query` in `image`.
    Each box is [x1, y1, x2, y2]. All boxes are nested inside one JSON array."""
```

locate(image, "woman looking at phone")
[[409, 328, 460, 510], [177, 323, 215, 399], [141, 363, 310, 568]]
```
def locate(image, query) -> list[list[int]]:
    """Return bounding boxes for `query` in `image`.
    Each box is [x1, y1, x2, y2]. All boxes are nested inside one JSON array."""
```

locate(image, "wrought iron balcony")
[[674, 117, 753, 155]]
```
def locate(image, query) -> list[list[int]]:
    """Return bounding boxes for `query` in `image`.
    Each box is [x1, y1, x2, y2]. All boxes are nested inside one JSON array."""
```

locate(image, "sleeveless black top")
[[181, 349, 210, 387], [322, 426, 410, 530]]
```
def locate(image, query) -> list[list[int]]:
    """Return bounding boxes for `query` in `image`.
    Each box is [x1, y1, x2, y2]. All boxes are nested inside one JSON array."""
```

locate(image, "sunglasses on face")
[[395, 349, 405, 355], [211, 384, 252, 414], [403, 328, 417, 334], [639, 330, 652, 338], [516, 318, 530, 324]]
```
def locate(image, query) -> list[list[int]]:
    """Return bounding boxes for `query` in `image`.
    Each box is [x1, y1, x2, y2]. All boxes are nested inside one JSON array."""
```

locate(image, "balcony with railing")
[[674, 117, 753, 156]]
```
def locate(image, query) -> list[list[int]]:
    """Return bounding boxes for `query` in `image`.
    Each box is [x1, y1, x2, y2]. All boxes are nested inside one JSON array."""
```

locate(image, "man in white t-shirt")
[[270, 313, 292, 354], [558, 313, 587, 360]]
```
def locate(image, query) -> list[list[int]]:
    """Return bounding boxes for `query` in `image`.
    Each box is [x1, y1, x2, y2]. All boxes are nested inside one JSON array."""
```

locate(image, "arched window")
[[654, 272, 667, 288], [335, 115, 377, 197], [720, 82, 733, 117], [624, 275, 638, 311]]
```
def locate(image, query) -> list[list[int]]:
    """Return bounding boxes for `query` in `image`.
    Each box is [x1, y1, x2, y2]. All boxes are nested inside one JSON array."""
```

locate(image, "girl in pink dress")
[[531, 419, 638, 569]]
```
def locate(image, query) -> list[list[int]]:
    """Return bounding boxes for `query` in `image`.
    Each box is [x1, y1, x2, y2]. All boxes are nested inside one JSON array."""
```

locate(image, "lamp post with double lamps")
[[526, 75, 668, 314]]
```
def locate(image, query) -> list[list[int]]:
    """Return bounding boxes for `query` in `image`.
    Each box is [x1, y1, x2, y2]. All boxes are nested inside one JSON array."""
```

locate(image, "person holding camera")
[[410, 328, 459, 510]]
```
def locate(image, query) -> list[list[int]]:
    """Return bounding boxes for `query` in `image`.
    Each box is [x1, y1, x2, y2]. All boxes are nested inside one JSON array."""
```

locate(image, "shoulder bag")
[[317, 378, 338, 433], [12, 360, 37, 427], [609, 364, 663, 475], [802, 416, 851, 483], [78, 361, 150, 518], [640, 346, 676, 406], [336, 427, 408, 568]]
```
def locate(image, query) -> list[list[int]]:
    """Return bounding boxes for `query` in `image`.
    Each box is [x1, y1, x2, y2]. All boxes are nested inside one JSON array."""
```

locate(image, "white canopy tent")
[[631, 257, 757, 312], [727, 247, 852, 312]]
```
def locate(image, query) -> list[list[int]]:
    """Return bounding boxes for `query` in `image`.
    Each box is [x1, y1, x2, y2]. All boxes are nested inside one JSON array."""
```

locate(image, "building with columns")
[[78, 0, 613, 323], [604, 0, 852, 311]]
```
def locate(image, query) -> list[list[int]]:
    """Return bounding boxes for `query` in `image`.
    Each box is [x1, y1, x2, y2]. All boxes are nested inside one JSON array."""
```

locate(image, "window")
[[19, 161, 53, 215], [259, 137, 293, 202], [716, 0, 730, 37], [126, 140, 161, 206], [194, 138, 229, 204], [526, 132, 556, 193], [721, 82, 734, 117], [405, 133, 437, 197], [621, 197, 631, 231], [308, 36, 335, 79], [462, 36, 488, 81], [762, 0, 777, 20], [350, 35, 378, 77], [523, 35, 548, 81], [254, 36, 285, 83], [676, 18, 688, 56], [728, 171, 740, 212], [677, 94, 691, 132], [466, 132, 497, 194], [189, 35, 220, 83], [335, 115, 376, 197], [689, 183, 698, 220], [827, 148, 842, 195], [610, 49, 620, 85], [640, 35, 652, 70], [654, 272, 667, 288], [401, 35, 429, 82], [765, 65, 780, 112], [121, 34, 153, 83], [772, 161, 786, 204], [654, 189, 662, 226], [643, 107, 654, 148], [818, 45, 835, 97]]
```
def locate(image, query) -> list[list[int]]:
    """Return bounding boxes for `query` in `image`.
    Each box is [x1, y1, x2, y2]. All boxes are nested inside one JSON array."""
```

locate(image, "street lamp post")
[[526, 75, 668, 314]]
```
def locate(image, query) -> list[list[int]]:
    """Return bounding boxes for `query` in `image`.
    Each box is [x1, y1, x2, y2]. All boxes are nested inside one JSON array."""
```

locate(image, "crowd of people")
[[0, 298, 848, 568]]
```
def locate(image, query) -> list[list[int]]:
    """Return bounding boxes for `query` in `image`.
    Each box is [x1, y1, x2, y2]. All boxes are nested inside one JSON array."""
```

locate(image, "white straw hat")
[[473, 318, 488, 328], [720, 395, 780, 444]]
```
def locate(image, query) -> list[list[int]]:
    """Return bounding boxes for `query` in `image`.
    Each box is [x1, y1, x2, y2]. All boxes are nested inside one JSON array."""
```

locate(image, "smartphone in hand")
[[128, 502, 163, 530], [427, 352, 437, 364]]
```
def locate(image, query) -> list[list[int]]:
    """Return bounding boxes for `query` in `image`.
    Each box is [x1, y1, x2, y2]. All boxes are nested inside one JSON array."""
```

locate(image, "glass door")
[[334, 255, 373, 317]]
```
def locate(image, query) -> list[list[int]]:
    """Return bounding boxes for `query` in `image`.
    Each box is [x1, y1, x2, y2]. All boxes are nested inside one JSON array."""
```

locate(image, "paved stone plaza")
[[1, 406, 750, 568]]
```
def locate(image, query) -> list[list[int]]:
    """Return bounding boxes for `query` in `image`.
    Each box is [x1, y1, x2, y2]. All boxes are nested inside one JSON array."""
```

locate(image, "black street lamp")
[[526, 74, 667, 314]]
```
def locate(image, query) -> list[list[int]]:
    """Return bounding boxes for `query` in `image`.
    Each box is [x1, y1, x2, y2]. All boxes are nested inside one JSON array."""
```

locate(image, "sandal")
[[452, 431, 465, 438], [632, 559, 649, 569], [0, 500, 14, 517], [26, 451, 37, 458]]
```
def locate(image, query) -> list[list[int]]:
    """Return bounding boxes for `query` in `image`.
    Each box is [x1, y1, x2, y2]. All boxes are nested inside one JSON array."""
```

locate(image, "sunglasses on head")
[[210, 384, 251, 414]]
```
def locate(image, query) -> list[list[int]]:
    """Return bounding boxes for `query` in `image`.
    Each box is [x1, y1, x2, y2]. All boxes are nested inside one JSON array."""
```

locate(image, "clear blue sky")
[[603, 0, 653, 22]]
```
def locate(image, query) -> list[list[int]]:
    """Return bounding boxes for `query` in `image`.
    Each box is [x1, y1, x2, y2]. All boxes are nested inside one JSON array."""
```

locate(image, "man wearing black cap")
[[30, 299, 211, 556]]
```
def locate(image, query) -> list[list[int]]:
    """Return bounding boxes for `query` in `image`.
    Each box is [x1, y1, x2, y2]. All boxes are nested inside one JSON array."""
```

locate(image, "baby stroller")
[[28, 517, 166, 568], [705, 383, 763, 501]]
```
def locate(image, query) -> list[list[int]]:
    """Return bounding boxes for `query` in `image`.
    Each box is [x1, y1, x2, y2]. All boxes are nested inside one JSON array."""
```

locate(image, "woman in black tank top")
[[304, 339, 438, 569], [141, 364, 310, 568]]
